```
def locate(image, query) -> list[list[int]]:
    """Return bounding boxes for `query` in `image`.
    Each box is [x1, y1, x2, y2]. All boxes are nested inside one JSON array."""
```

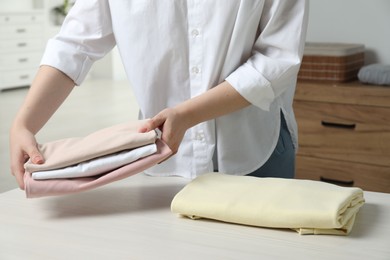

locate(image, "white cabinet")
[[0, 11, 45, 90]]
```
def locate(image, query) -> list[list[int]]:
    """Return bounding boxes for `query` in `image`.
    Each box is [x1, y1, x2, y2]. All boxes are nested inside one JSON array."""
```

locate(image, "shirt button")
[[191, 66, 200, 74], [195, 132, 205, 141], [191, 29, 200, 37]]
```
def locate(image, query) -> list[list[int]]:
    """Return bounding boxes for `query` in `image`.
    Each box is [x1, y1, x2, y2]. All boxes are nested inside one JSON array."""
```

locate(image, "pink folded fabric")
[[23, 120, 172, 198], [25, 139, 171, 198], [25, 120, 158, 173]]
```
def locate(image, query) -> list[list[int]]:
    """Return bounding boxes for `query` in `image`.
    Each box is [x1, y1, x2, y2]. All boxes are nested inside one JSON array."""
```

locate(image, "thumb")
[[138, 117, 164, 133], [27, 146, 44, 165]]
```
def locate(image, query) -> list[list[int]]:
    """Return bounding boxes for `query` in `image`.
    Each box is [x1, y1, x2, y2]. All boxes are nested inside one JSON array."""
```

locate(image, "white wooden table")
[[1, 173, 389, 260]]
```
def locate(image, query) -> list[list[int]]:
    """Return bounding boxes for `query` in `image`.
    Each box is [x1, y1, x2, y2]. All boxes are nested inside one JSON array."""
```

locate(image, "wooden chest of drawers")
[[293, 81, 390, 192], [0, 11, 44, 90]]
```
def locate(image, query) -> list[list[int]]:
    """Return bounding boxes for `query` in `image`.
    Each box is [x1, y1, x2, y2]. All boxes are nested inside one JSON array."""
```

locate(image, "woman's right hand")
[[9, 126, 44, 190], [8, 66, 75, 190]]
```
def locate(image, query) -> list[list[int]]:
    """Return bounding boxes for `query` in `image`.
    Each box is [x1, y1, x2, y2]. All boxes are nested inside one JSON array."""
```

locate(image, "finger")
[[138, 116, 165, 133], [14, 170, 25, 190], [138, 119, 153, 133], [27, 147, 45, 164], [157, 153, 175, 164], [10, 152, 27, 190], [157, 142, 177, 164]]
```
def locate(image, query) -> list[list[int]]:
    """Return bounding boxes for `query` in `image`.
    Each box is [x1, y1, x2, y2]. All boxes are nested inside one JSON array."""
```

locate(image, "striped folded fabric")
[[24, 120, 172, 198], [171, 173, 365, 235]]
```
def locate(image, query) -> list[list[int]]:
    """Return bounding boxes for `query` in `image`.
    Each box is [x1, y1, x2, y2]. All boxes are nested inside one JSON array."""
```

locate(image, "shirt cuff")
[[225, 63, 275, 111], [40, 39, 94, 86]]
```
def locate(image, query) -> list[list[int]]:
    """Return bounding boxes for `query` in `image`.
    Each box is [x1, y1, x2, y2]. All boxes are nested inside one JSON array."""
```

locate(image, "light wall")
[[306, 0, 390, 64]]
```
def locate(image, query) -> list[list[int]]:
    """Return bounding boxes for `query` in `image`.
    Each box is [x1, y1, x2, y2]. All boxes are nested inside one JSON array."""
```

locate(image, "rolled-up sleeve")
[[225, 0, 309, 111], [40, 0, 115, 85]]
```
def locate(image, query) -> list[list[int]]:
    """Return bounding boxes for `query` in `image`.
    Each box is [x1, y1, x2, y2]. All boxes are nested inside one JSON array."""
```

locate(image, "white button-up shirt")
[[41, 0, 309, 178]]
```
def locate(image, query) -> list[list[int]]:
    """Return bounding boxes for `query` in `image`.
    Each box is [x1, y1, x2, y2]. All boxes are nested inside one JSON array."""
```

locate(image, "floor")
[[0, 79, 139, 193]]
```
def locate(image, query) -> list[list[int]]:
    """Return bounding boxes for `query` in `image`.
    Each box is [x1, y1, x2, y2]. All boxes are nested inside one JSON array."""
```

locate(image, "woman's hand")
[[9, 126, 44, 190], [139, 81, 250, 155], [139, 107, 192, 155], [8, 65, 75, 189]]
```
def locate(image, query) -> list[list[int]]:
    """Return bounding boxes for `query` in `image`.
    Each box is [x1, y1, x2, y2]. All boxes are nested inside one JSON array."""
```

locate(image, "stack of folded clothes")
[[171, 173, 365, 235], [358, 63, 390, 86], [24, 120, 172, 198]]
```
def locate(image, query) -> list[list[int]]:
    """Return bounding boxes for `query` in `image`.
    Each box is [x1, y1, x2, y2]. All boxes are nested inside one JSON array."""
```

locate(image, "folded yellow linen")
[[171, 173, 365, 235]]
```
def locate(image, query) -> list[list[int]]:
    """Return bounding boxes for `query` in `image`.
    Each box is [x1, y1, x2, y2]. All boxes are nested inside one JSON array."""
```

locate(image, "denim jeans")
[[247, 112, 295, 178]]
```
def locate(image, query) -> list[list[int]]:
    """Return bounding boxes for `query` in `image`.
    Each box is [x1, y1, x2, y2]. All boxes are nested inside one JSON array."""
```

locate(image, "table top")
[[1, 173, 390, 260]]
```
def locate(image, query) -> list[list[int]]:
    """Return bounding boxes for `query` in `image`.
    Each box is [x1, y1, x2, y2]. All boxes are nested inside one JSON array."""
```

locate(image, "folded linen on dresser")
[[24, 120, 172, 198], [171, 173, 365, 235]]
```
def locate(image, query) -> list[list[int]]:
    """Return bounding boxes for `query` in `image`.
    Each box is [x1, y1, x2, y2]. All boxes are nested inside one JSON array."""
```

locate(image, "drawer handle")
[[19, 75, 30, 80], [16, 28, 26, 33], [320, 176, 354, 187], [321, 121, 356, 129], [18, 58, 29, 63], [17, 42, 27, 47]]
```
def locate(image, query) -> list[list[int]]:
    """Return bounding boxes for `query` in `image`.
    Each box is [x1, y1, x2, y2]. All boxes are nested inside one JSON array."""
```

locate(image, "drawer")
[[295, 156, 390, 193], [0, 52, 42, 69], [0, 38, 44, 53], [0, 13, 44, 25], [0, 24, 43, 39], [295, 81, 390, 109], [0, 68, 37, 89], [294, 100, 390, 167]]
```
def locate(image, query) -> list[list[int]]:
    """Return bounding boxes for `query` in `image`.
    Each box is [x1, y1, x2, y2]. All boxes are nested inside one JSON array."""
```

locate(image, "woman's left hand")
[[139, 81, 250, 155], [138, 107, 192, 155]]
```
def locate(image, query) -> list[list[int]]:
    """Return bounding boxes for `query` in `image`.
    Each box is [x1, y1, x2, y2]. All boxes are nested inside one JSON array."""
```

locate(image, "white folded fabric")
[[32, 143, 157, 180], [171, 173, 365, 235]]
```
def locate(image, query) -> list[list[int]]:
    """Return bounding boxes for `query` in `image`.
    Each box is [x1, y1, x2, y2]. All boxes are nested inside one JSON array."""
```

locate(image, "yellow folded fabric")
[[171, 173, 365, 235]]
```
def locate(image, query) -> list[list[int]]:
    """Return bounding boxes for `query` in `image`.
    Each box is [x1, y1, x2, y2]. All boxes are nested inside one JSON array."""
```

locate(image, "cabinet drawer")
[[0, 38, 43, 53], [294, 100, 390, 167], [0, 24, 43, 39], [0, 52, 42, 69], [295, 156, 390, 193], [0, 68, 36, 89], [0, 13, 44, 25]]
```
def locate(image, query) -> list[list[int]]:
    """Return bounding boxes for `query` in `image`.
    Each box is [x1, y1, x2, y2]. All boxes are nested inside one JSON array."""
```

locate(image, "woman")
[[10, 0, 309, 189]]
